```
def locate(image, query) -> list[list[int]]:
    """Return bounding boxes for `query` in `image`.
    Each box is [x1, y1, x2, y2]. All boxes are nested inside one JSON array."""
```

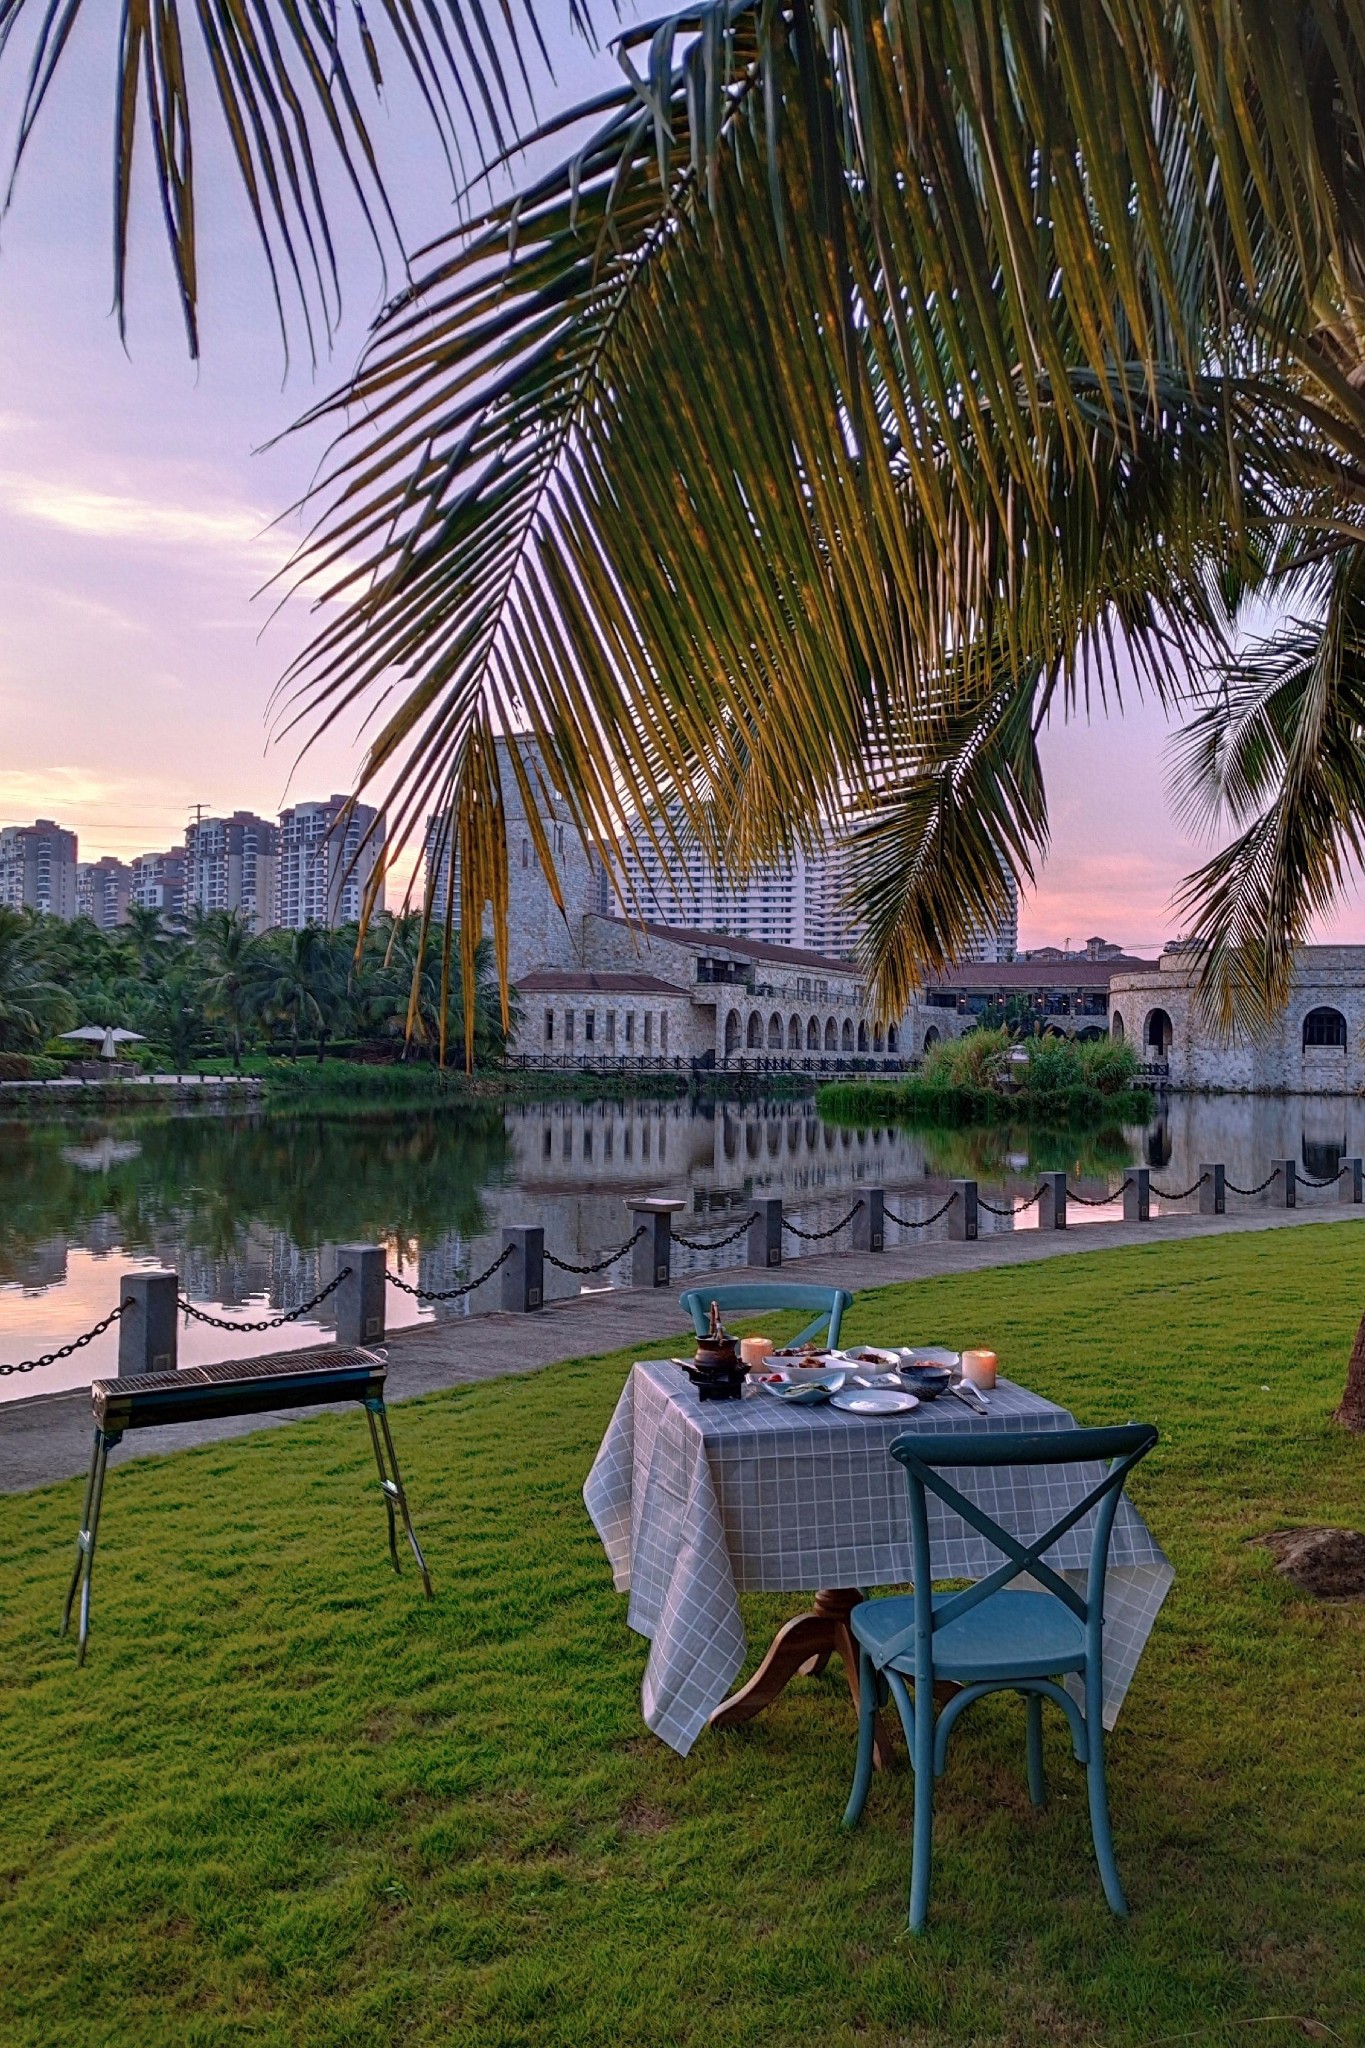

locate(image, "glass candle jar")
[[961, 1348, 998, 1390]]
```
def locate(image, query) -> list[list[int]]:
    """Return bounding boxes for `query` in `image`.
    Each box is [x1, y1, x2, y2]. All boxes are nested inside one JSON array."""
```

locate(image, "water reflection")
[[3, 1089, 1364, 1401]]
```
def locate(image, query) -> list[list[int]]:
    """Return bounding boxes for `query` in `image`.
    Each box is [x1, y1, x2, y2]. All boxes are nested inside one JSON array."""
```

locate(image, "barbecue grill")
[[62, 1346, 432, 1662]]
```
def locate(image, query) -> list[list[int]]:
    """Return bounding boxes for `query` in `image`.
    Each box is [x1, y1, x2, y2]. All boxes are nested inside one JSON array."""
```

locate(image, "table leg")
[[709, 1587, 896, 1768]]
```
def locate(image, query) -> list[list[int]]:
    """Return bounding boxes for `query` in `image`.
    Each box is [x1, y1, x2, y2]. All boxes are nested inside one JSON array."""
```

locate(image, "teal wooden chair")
[[679, 1283, 852, 1349], [844, 1422, 1158, 1930]]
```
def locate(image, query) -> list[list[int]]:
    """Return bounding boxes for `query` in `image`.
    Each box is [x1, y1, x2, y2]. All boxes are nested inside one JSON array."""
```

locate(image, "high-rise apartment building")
[[130, 847, 187, 919], [76, 856, 132, 929], [184, 812, 278, 932], [275, 796, 386, 928], [0, 819, 79, 919]]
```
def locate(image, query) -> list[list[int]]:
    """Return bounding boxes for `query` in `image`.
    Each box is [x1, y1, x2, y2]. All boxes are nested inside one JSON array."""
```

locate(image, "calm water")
[[2, 1089, 1360, 1401]]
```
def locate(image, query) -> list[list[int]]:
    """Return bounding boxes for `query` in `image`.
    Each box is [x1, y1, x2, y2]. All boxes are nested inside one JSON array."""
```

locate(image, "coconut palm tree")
[[0, 908, 74, 1049], [190, 910, 269, 1069], [257, 925, 347, 1059]]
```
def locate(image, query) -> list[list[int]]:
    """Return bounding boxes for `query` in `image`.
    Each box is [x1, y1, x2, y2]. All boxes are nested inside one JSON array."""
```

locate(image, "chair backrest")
[[883, 1424, 1157, 1679], [679, 1283, 852, 1348]]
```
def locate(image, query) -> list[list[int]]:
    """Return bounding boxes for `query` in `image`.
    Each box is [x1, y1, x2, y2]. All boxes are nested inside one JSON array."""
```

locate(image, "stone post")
[[1038, 1172, 1068, 1231], [1272, 1159, 1296, 1208], [626, 1198, 685, 1288], [747, 1197, 783, 1269], [1341, 1157, 1364, 1205], [947, 1180, 978, 1241], [1123, 1168, 1150, 1222], [1199, 1163, 1225, 1215], [501, 1225, 544, 1311], [852, 1188, 884, 1253], [335, 1245, 387, 1348], [118, 1270, 178, 1377]]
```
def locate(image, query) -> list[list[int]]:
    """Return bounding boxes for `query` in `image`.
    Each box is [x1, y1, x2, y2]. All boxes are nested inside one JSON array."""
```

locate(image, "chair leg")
[[61, 1429, 113, 1665], [1025, 1692, 1046, 1807], [909, 1677, 936, 1932], [1084, 1691, 1128, 1916], [366, 1400, 433, 1598], [843, 1647, 877, 1828]]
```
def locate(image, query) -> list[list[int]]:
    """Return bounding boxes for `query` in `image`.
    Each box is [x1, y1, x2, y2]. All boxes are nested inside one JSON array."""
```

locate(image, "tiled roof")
[[515, 969, 688, 996], [924, 956, 1155, 993], [602, 916, 858, 976]]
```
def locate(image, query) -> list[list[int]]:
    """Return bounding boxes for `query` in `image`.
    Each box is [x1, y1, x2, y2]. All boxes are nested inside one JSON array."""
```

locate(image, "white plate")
[[830, 1387, 920, 1415]]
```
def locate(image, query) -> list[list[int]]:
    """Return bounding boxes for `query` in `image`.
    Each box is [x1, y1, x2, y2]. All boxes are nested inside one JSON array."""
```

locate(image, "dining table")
[[583, 1360, 1174, 1760]]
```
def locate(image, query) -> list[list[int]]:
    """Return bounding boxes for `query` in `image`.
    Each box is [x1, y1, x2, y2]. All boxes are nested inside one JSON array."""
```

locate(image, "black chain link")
[[883, 1192, 961, 1228], [0, 1300, 130, 1377], [385, 1242, 516, 1300], [1297, 1165, 1349, 1188], [781, 1200, 864, 1242], [672, 1215, 756, 1252], [543, 1224, 647, 1276], [1225, 1168, 1282, 1197], [1066, 1178, 1133, 1206], [978, 1188, 1045, 1217], [176, 1267, 351, 1332], [1149, 1172, 1209, 1200]]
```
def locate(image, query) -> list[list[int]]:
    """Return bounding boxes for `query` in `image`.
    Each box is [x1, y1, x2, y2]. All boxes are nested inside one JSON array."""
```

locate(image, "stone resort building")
[[1109, 947, 1365, 1093]]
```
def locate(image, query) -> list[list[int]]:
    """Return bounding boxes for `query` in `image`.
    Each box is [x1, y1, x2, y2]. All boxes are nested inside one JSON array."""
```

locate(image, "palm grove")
[[0, 907, 511, 1072]]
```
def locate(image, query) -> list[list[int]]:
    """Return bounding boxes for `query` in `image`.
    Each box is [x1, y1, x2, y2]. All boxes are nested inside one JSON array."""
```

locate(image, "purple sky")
[[1, 21, 1359, 956]]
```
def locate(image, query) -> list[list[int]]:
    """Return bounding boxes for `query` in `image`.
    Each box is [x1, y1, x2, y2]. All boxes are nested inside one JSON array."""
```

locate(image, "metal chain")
[[1225, 1168, 1282, 1197], [978, 1188, 1045, 1217], [1149, 1172, 1210, 1200], [176, 1267, 351, 1332], [1066, 1178, 1133, 1206], [672, 1216, 756, 1252], [883, 1193, 960, 1228], [543, 1224, 647, 1277], [0, 1300, 130, 1378], [781, 1200, 864, 1242], [385, 1242, 515, 1300], [1298, 1165, 1349, 1189]]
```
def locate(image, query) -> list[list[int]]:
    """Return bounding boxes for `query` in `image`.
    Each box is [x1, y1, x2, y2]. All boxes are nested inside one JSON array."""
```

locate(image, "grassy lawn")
[[4, 1223, 1365, 2047]]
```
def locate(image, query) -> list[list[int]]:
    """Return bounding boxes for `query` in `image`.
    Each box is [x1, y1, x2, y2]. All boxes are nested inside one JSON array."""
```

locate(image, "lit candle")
[[740, 1336, 775, 1370], [961, 1349, 997, 1390]]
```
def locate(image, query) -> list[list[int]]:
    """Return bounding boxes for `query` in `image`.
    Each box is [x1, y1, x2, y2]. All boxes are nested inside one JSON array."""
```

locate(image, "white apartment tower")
[[184, 812, 278, 932], [0, 819, 79, 919], [76, 857, 132, 928], [130, 847, 187, 919], [276, 797, 385, 929]]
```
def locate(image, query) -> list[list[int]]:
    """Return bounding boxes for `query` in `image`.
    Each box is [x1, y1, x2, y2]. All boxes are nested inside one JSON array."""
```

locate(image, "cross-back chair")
[[679, 1283, 851, 1350]]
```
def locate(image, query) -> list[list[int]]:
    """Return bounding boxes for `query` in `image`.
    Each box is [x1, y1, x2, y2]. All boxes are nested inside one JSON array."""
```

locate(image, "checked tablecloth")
[[584, 1362, 1174, 1756]]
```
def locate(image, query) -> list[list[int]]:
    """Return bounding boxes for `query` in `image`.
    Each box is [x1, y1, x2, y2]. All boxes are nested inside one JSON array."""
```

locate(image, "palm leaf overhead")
[[277, 0, 1365, 1040]]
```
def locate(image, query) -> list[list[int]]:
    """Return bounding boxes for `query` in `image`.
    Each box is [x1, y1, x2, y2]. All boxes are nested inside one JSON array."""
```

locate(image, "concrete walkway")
[[2, 1201, 1357, 1495]]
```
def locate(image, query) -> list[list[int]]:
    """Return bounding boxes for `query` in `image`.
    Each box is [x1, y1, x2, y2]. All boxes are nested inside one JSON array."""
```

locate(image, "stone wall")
[[1109, 946, 1365, 1093]]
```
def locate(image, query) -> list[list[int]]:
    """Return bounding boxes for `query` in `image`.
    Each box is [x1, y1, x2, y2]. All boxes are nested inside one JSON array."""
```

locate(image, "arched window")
[[924, 1026, 941, 1051], [873, 1028, 884, 1053], [806, 1016, 820, 1050], [887, 1023, 899, 1053], [1144, 1008, 1174, 1054], [767, 1012, 784, 1048], [725, 1009, 741, 1055], [1303, 1007, 1347, 1047], [788, 1014, 801, 1049], [1111, 1010, 1125, 1043], [857, 1021, 869, 1051], [746, 1011, 763, 1048], [824, 1018, 838, 1051], [841, 1018, 854, 1051]]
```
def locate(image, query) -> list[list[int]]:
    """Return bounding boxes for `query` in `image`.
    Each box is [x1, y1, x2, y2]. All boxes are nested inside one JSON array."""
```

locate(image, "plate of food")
[[830, 1386, 920, 1416], [756, 1369, 847, 1404], [837, 1345, 903, 1376]]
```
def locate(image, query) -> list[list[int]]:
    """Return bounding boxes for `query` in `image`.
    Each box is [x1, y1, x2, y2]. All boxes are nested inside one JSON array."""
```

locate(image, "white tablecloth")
[[584, 1362, 1174, 1756]]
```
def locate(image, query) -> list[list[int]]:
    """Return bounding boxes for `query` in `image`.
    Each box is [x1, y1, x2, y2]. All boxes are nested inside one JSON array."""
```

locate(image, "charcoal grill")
[[62, 1347, 432, 1662]]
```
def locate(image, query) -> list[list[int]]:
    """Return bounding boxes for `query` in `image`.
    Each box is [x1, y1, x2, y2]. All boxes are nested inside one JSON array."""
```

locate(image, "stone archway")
[[1111, 1010, 1125, 1043], [725, 1009, 741, 1055], [857, 1021, 869, 1051], [886, 1023, 899, 1053], [788, 1014, 802, 1049], [807, 1017, 820, 1051], [1143, 1008, 1174, 1055], [924, 1026, 941, 1051], [746, 1011, 763, 1049], [767, 1012, 784, 1049], [841, 1018, 855, 1051], [873, 1028, 884, 1052], [824, 1017, 838, 1052]]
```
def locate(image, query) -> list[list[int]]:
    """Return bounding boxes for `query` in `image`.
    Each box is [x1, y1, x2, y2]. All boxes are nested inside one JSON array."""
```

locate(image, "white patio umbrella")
[[60, 1025, 147, 1061]]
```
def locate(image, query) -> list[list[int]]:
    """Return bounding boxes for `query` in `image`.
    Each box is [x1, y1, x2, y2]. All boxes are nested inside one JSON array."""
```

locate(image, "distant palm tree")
[[191, 910, 267, 1069], [0, 909, 75, 1049], [257, 926, 346, 1060]]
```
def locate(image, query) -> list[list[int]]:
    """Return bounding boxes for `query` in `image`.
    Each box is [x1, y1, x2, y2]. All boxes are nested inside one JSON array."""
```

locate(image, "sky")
[[0, 16, 1360, 958]]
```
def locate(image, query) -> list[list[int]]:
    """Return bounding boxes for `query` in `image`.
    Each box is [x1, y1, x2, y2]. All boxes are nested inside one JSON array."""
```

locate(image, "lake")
[[2, 1088, 1361, 1401]]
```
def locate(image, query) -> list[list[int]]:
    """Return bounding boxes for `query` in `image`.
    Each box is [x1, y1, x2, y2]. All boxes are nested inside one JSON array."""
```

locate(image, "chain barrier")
[[176, 1267, 351, 1332], [781, 1201, 865, 1242], [543, 1225, 648, 1277], [1149, 1172, 1209, 1201], [1065, 1178, 1133, 1207], [1297, 1165, 1350, 1189], [385, 1243, 515, 1300], [883, 1192, 960, 1229], [0, 1300, 130, 1378], [672, 1215, 755, 1252], [978, 1188, 1045, 1218], [1225, 1168, 1282, 1197]]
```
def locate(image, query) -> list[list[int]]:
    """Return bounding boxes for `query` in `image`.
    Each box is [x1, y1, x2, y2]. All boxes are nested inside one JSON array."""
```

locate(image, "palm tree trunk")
[[1336, 1308, 1365, 1431]]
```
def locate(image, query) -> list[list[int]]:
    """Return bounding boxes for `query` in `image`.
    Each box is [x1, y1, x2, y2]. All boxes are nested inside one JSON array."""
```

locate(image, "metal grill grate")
[[90, 1348, 381, 1401]]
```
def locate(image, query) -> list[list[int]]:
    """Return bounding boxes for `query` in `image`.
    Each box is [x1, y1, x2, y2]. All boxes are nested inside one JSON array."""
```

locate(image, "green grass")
[[5, 1224, 1365, 2047]]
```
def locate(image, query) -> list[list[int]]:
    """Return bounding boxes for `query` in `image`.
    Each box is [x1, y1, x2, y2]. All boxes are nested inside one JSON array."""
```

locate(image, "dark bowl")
[[897, 1364, 953, 1399]]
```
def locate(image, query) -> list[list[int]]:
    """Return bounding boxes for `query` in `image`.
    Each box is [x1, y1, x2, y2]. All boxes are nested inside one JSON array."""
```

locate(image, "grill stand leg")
[[365, 1399, 432, 1598], [61, 1427, 118, 1664]]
